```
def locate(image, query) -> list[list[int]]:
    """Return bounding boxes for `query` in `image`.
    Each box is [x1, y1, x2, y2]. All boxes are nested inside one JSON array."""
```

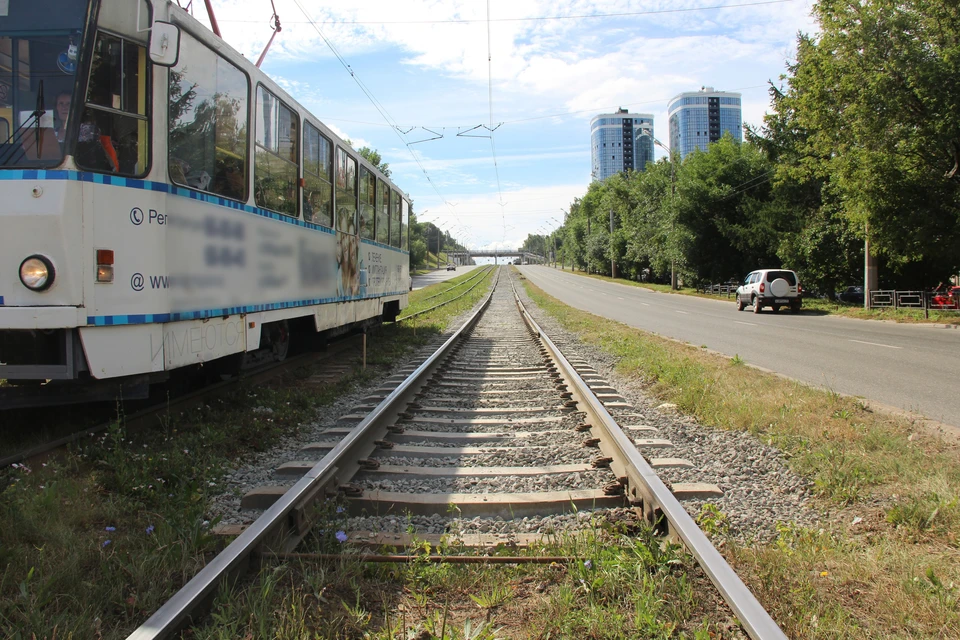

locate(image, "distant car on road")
[[736, 269, 802, 314], [836, 286, 865, 305], [446, 263, 456, 271]]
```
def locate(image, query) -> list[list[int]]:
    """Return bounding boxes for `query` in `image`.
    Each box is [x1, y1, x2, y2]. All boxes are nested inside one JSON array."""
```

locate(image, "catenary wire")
[[220, 0, 800, 26]]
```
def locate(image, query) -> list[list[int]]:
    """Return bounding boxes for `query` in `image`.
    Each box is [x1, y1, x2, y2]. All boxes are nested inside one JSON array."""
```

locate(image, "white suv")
[[736, 269, 802, 314]]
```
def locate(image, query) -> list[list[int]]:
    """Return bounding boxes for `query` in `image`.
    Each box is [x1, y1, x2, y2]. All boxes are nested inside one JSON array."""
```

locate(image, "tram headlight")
[[19, 255, 55, 291]]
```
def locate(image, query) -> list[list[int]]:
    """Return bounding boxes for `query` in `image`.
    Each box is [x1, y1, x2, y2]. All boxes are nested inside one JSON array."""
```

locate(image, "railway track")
[[128, 267, 786, 639], [2, 268, 489, 470], [0, 335, 366, 470]]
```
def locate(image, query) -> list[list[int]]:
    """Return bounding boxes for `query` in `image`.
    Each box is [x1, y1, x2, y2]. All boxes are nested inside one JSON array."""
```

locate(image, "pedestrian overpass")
[[446, 250, 548, 265]]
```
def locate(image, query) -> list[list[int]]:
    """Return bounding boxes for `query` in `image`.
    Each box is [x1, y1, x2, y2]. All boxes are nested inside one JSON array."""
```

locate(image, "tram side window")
[[358, 167, 376, 240], [168, 34, 248, 200], [303, 122, 332, 226], [75, 33, 148, 176], [401, 199, 409, 251], [390, 189, 402, 248], [255, 86, 298, 216], [376, 178, 390, 245], [335, 148, 357, 233]]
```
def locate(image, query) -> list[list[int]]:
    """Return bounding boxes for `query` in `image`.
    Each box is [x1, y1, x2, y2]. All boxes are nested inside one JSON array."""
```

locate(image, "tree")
[[343, 139, 391, 178], [777, 0, 960, 281], [672, 136, 778, 284]]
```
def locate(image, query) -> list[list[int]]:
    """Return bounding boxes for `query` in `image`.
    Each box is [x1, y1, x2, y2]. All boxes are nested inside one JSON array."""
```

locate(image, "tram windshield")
[[0, 0, 91, 168]]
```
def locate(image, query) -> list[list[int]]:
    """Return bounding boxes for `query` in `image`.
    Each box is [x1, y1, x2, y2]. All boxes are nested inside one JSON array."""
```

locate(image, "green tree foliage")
[[673, 136, 779, 284], [343, 139, 391, 177], [774, 0, 960, 280], [556, 1, 960, 291], [356, 146, 390, 178]]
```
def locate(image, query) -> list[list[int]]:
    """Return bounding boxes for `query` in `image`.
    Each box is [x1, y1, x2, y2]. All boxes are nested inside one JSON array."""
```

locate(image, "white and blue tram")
[[0, 0, 411, 406]]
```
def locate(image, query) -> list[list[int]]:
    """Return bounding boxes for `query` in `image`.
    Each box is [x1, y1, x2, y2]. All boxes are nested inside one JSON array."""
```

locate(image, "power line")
[[221, 0, 799, 26], [312, 84, 770, 131], [289, 0, 461, 219]]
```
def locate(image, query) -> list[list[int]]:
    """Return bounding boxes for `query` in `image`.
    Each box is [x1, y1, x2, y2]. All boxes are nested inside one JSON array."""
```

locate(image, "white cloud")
[[178, 0, 818, 246]]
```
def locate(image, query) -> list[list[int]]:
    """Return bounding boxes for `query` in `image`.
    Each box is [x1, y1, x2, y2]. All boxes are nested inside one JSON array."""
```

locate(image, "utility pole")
[[609, 208, 617, 279], [864, 222, 877, 309], [586, 215, 591, 274]]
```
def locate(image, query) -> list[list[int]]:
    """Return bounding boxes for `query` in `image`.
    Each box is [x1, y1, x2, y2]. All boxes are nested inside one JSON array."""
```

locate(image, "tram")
[[0, 0, 411, 407]]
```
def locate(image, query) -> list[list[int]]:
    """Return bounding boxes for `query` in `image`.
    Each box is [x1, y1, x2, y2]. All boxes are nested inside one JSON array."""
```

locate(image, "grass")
[[0, 269, 497, 639], [546, 266, 960, 325], [191, 513, 726, 639], [0, 383, 342, 638], [521, 276, 960, 638]]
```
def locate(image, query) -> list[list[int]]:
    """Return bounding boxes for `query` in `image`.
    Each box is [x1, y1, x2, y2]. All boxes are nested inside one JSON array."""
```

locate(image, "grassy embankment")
[[546, 267, 960, 325], [521, 276, 960, 638], [0, 268, 493, 639]]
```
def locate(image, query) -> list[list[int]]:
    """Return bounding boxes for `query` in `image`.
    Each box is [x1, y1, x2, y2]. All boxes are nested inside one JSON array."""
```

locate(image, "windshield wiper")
[[0, 80, 47, 165]]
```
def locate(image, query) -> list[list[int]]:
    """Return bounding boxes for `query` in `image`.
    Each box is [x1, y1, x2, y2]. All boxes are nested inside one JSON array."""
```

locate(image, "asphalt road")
[[518, 265, 960, 428], [411, 264, 483, 290]]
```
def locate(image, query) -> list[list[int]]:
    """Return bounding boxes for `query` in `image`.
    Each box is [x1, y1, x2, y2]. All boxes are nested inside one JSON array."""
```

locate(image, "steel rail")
[[0, 350, 326, 469], [511, 280, 788, 640], [421, 265, 493, 302], [396, 266, 495, 322], [126, 268, 500, 640]]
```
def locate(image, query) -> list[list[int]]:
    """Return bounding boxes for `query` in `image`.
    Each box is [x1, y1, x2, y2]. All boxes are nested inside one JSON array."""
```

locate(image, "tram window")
[[168, 34, 248, 201], [303, 122, 332, 226], [358, 167, 376, 240], [376, 178, 389, 245], [390, 189, 402, 248], [335, 148, 357, 234], [75, 33, 148, 176], [255, 86, 298, 217], [401, 199, 409, 251]]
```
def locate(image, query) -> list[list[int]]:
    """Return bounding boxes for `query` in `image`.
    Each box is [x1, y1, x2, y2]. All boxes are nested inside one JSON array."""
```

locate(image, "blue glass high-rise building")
[[667, 88, 742, 159], [590, 109, 654, 181]]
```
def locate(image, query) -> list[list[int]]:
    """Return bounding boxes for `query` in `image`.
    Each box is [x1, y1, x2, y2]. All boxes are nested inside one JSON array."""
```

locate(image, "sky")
[[188, 0, 818, 252]]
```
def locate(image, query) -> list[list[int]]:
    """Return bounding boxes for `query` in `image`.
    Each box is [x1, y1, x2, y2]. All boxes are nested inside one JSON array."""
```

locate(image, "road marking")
[[675, 310, 689, 315], [848, 339, 901, 350], [734, 321, 757, 326]]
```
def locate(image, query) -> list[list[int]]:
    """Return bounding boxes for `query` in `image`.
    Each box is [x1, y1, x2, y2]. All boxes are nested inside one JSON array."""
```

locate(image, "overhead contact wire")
[[290, 0, 459, 220]]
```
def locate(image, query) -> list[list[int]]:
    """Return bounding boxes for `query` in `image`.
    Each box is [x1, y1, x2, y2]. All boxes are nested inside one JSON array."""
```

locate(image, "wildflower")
[[336, 506, 345, 514], [146, 525, 154, 535], [335, 531, 348, 543], [819, 571, 829, 577], [102, 540, 111, 548], [584, 560, 592, 569], [105, 526, 116, 532]]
